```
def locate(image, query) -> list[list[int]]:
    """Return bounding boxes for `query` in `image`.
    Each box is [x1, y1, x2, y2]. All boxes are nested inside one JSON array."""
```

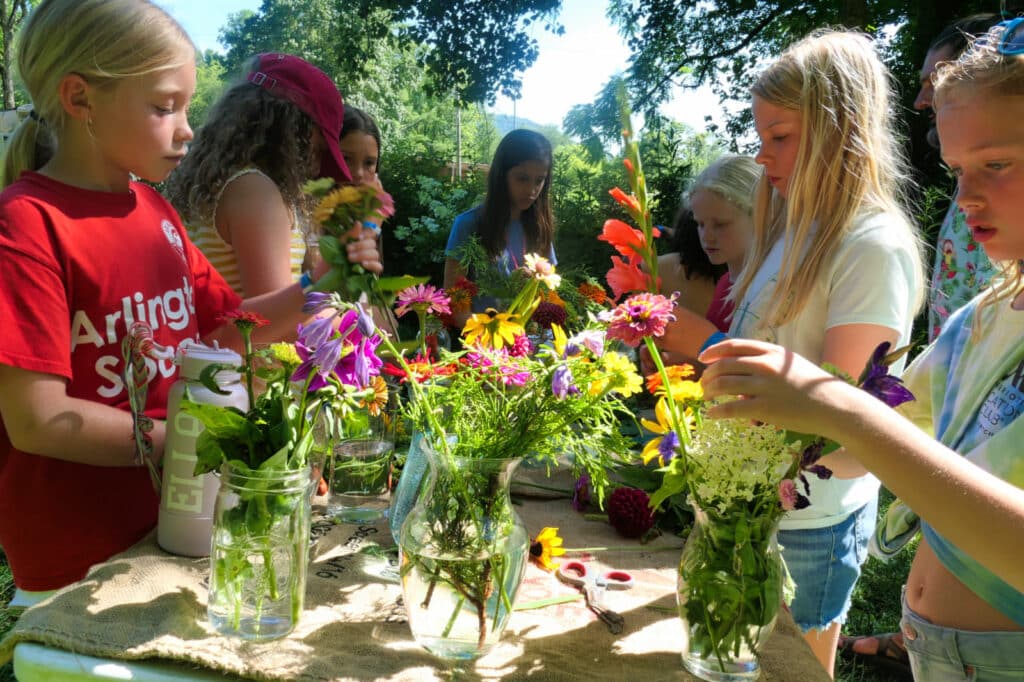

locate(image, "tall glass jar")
[[677, 503, 784, 681], [399, 451, 529, 659], [207, 463, 314, 641]]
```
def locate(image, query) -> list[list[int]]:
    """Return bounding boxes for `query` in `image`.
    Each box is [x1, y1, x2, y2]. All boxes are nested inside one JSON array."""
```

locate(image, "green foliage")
[[387, 172, 484, 285], [548, 144, 622, 279], [605, 0, 1001, 184], [216, 0, 565, 106], [188, 51, 228, 131]]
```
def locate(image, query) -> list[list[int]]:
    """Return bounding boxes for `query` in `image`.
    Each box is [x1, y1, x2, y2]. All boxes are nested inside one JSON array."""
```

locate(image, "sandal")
[[838, 632, 912, 677]]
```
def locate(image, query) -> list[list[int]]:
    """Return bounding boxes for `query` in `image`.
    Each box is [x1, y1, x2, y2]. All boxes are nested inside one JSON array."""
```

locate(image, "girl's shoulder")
[[838, 210, 915, 253]]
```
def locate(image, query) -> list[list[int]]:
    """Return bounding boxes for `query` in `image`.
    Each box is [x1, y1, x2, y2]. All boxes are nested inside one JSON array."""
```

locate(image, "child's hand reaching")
[[346, 222, 382, 274], [698, 338, 853, 438]]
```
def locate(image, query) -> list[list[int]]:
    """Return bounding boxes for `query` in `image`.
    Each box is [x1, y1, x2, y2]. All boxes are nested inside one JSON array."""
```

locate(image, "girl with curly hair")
[[165, 53, 358, 298]]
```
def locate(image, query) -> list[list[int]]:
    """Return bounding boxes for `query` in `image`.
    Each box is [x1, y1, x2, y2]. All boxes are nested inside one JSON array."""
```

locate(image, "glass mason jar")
[[677, 503, 784, 681], [399, 451, 529, 660], [207, 463, 314, 641]]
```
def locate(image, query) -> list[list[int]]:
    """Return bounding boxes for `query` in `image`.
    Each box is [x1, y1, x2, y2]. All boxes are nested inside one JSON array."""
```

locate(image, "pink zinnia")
[[395, 284, 451, 318], [604, 292, 677, 347]]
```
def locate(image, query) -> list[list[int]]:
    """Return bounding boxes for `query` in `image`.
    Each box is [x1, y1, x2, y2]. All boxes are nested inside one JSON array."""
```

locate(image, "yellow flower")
[[641, 397, 677, 465], [529, 526, 566, 571], [589, 350, 642, 397], [269, 342, 301, 366], [312, 185, 363, 225], [645, 364, 695, 395], [462, 308, 524, 350], [551, 323, 567, 357], [666, 379, 703, 403]]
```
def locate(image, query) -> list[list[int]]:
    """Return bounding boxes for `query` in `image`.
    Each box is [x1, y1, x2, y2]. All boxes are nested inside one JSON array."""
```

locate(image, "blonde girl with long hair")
[[702, 23, 1024, 678], [660, 30, 924, 675], [0, 0, 380, 600]]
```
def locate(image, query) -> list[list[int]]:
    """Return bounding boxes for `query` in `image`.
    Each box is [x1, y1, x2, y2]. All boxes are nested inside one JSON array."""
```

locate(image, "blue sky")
[[157, 0, 721, 130]]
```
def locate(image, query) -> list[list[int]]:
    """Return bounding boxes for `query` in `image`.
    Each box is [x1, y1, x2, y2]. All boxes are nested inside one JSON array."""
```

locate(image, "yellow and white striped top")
[[186, 168, 306, 296]]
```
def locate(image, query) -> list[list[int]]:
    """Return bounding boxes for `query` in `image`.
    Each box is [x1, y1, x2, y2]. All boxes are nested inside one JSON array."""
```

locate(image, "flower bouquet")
[[182, 304, 384, 640], [376, 257, 640, 658]]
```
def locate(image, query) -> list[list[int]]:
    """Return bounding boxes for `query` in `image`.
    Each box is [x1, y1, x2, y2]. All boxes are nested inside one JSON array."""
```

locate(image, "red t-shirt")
[[705, 272, 735, 333], [0, 172, 241, 590]]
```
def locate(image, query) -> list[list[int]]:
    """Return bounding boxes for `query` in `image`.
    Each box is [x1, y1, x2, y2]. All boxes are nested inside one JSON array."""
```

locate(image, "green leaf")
[[198, 362, 236, 396], [317, 235, 344, 265], [302, 177, 335, 194], [376, 274, 430, 292]]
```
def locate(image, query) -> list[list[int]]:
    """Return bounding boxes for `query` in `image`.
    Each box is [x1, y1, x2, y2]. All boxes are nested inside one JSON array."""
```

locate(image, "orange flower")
[[609, 187, 640, 214], [542, 288, 566, 306], [361, 375, 389, 416], [645, 364, 696, 395], [577, 281, 609, 305], [606, 255, 651, 301], [598, 218, 646, 260]]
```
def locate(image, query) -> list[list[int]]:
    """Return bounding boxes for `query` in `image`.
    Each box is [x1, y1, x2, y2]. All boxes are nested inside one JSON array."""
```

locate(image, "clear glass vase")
[[207, 463, 314, 641], [677, 504, 784, 681], [399, 451, 529, 659]]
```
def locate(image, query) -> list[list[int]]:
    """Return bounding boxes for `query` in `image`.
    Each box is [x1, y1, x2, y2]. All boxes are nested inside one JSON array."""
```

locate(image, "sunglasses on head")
[[997, 17, 1024, 55]]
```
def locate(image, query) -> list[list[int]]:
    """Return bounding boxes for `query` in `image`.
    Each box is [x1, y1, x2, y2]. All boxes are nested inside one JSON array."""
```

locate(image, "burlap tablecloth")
[[0, 486, 829, 681]]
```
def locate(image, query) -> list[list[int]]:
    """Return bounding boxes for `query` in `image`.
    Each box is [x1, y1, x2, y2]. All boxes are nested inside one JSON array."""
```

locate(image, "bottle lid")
[[178, 341, 243, 382]]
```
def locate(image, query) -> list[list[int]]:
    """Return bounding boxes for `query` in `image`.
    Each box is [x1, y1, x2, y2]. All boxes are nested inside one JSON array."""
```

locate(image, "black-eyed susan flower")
[[462, 308, 524, 350], [528, 527, 566, 571]]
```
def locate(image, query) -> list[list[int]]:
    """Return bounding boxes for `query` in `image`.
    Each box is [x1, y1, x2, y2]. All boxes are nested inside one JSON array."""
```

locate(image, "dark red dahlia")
[[607, 487, 655, 538], [531, 301, 567, 330]]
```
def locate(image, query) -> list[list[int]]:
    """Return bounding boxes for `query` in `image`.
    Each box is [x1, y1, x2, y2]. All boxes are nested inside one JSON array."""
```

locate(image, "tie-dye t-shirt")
[[900, 293, 1024, 624]]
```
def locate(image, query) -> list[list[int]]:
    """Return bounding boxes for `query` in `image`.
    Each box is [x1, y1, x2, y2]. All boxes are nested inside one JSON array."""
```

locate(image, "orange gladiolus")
[[623, 158, 634, 174], [598, 219, 646, 259], [606, 255, 651, 300], [608, 187, 641, 213]]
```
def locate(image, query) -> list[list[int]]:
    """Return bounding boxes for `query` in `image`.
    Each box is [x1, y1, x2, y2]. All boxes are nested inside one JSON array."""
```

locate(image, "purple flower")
[[605, 292, 677, 347], [297, 315, 336, 349], [860, 341, 915, 408], [291, 309, 382, 390], [569, 330, 605, 357], [552, 365, 577, 399], [571, 473, 591, 512], [356, 304, 376, 336], [657, 431, 680, 463], [302, 291, 334, 314]]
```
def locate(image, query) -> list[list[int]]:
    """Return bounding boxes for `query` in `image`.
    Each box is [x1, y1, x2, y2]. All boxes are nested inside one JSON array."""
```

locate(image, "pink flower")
[[604, 292, 677, 347], [778, 479, 809, 511], [395, 284, 452, 318]]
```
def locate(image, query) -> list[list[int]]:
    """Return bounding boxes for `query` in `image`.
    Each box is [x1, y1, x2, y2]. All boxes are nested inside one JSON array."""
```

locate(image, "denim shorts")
[[901, 589, 1024, 681], [777, 497, 876, 632]]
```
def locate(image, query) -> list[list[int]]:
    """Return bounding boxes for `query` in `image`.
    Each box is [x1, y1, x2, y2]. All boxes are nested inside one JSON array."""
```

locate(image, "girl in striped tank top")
[[166, 53, 355, 298]]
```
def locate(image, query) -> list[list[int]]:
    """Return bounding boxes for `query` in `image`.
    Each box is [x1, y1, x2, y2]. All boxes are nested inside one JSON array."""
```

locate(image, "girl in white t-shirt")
[[660, 30, 925, 674]]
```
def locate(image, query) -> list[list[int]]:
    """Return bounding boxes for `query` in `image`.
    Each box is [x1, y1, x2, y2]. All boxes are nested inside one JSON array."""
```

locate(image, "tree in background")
[[605, 0, 1015, 188], [217, 0, 563, 107], [0, 0, 30, 109]]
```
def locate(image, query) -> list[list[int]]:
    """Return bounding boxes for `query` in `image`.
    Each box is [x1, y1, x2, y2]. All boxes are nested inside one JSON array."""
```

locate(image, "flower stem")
[[564, 545, 683, 553]]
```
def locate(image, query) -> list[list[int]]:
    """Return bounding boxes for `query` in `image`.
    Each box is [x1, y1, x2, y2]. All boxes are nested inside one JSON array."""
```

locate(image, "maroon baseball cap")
[[247, 53, 352, 183]]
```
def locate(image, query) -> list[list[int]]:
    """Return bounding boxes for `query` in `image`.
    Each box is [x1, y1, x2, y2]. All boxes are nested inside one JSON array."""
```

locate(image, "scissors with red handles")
[[556, 561, 633, 633]]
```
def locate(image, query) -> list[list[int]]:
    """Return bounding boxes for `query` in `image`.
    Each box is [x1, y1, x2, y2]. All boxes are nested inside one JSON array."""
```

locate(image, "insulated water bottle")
[[157, 342, 247, 557]]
